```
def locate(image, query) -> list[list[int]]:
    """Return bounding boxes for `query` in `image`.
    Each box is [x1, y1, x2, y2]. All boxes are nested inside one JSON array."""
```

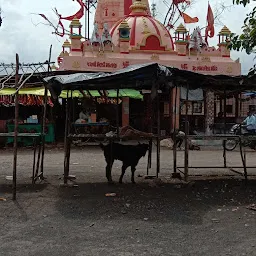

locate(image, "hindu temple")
[[55, 0, 244, 134]]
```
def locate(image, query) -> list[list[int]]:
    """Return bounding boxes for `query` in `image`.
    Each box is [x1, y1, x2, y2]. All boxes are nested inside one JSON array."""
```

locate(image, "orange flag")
[[205, 3, 215, 44], [182, 12, 199, 24]]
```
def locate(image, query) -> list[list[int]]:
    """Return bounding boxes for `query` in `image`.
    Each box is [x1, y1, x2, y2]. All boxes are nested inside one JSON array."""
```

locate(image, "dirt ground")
[[0, 147, 256, 256]]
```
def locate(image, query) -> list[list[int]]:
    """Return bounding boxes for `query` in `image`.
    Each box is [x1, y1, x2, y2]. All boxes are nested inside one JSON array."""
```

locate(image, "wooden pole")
[[184, 83, 189, 182], [146, 95, 152, 175], [146, 138, 152, 175], [244, 148, 247, 184], [40, 44, 52, 178], [34, 140, 42, 180], [149, 95, 153, 170], [84, 0, 87, 39], [12, 53, 19, 200], [156, 83, 160, 177], [116, 89, 120, 137], [64, 95, 70, 184], [87, 1, 90, 39], [223, 90, 227, 168], [32, 138, 37, 183], [173, 85, 178, 175], [239, 137, 247, 184]]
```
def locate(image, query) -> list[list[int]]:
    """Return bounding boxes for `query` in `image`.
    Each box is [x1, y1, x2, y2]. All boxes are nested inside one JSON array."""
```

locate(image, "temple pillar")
[[171, 87, 180, 131], [205, 90, 215, 135], [122, 97, 129, 126]]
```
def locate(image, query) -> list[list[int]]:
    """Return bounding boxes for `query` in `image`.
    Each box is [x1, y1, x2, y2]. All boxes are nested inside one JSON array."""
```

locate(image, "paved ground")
[[0, 147, 256, 256]]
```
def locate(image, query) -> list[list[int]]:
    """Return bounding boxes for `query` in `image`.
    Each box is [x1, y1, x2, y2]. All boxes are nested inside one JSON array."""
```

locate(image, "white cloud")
[[0, 0, 254, 74]]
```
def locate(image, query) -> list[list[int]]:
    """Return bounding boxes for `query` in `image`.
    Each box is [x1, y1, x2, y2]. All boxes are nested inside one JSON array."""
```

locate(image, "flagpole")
[[205, 1, 210, 45], [87, 0, 90, 39], [188, 29, 191, 59], [84, 0, 87, 39]]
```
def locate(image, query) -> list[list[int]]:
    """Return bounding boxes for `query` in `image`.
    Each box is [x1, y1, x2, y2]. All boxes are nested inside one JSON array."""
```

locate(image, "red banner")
[[59, 0, 85, 20], [205, 4, 215, 45]]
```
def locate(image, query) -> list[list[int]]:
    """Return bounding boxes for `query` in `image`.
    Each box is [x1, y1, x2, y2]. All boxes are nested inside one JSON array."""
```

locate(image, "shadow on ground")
[[52, 179, 256, 225], [0, 183, 48, 194]]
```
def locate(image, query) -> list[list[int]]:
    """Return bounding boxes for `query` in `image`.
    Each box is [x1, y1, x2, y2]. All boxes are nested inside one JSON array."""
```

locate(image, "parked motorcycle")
[[224, 124, 256, 151]]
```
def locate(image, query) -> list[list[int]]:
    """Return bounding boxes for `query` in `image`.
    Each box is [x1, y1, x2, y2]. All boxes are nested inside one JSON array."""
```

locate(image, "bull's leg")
[[106, 159, 114, 183], [119, 164, 128, 184], [131, 166, 136, 184]]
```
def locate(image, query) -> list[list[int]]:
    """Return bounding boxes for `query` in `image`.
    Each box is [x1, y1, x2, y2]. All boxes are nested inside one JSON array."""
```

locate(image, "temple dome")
[[110, 0, 174, 52]]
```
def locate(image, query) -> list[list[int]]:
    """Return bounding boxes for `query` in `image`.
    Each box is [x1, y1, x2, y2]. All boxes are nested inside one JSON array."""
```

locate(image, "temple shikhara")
[[53, 0, 244, 133]]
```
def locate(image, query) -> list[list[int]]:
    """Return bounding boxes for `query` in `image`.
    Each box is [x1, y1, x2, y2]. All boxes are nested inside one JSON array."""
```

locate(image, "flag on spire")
[[181, 12, 199, 24], [205, 3, 215, 45], [58, 0, 86, 21]]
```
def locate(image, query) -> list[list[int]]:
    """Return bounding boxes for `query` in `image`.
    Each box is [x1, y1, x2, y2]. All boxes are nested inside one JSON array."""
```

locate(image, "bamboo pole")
[[146, 95, 152, 175], [244, 148, 247, 184], [87, 0, 90, 39], [239, 137, 248, 184], [156, 83, 160, 177], [32, 138, 37, 183], [146, 138, 152, 175], [173, 84, 178, 175], [12, 53, 19, 200], [64, 96, 70, 184], [84, 0, 87, 39], [148, 95, 153, 171], [40, 44, 52, 178], [223, 90, 227, 168], [116, 88, 120, 137], [184, 83, 189, 182]]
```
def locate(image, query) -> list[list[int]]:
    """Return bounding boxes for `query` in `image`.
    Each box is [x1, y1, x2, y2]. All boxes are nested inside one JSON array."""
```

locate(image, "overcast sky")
[[0, 0, 254, 74]]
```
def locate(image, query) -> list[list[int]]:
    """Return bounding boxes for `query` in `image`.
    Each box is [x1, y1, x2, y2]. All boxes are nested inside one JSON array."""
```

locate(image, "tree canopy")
[[230, 0, 256, 75], [231, 0, 256, 54]]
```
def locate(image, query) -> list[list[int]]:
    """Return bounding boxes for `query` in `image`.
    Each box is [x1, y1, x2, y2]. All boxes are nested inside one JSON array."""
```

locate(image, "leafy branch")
[[230, 0, 256, 75]]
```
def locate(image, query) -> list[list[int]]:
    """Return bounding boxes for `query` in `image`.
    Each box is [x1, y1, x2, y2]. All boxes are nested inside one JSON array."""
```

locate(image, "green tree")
[[233, 0, 251, 6], [230, 0, 256, 55], [230, 0, 256, 75]]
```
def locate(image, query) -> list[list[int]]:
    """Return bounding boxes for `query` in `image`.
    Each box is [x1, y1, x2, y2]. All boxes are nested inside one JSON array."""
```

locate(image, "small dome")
[[70, 17, 81, 27], [175, 24, 187, 33], [110, 0, 174, 52], [59, 51, 69, 57], [62, 39, 71, 47], [130, 0, 148, 12], [118, 20, 130, 30], [219, 26, 231, 35]]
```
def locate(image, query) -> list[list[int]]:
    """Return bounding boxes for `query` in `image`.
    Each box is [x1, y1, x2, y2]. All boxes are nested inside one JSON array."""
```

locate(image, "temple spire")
[[94, 0, 151, 34]]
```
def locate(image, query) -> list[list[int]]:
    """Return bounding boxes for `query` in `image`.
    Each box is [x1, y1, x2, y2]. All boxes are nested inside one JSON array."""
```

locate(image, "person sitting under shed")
[[75, 108, 91, 124]]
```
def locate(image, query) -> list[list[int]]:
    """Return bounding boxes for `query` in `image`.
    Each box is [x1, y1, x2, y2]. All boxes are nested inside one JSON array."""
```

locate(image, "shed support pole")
[[12, 53, 19, 200], [184, 83, 189, 182], [156, 85, 160, 177], [40, 44, 52, 179], [64, 96, 71, 184], [172, 85, 178, 176], [223, 90, 227, 168], [116, 89, 120, 137], [239, 137, 247, 184]]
